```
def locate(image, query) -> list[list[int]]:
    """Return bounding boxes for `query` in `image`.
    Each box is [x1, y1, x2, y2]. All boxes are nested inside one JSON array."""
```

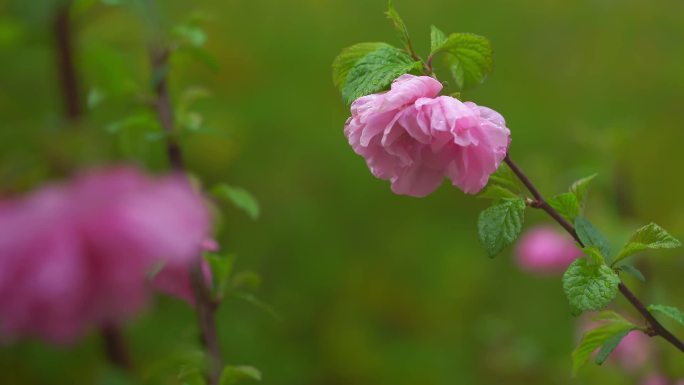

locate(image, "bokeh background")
[[1, 0, 684, 384]]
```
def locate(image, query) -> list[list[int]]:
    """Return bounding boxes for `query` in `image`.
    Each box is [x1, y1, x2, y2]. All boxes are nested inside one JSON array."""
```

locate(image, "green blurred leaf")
[[562, 257, 620, 316], [220, 365, 262, 385], [178, 366, 206, 385], [575, 217, 612, 261], [595, 329, 631, 365], [212, 184, 260, 220], [332, 42, 388, 89], [572, 316, 635, 373], [204, 253, 235, 299], [617, 264, 646, 282], [433, 33, 492, 90], [174, 24, 207, 47], [385, 0, 410, 49], [430, 25, 447, 53], [548, 192, 579, 223], [481, 163, 525, 197], [478, 198, 525, 257], [570, 174, 597, 207], [231, 271, 261, 291], [341, 45, 421, 104], [87, 88, 105, 109], [230, 291, 281, 321], [647, 304, 684, 327], [612, 223, 681, 266]]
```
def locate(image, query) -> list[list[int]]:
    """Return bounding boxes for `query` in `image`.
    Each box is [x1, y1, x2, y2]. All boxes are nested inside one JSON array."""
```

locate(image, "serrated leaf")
[[548, 192, 580, 222], [341, 46, 421, 104], [574, 217, 612, 261], [430, 25, 447, 53], [478, 198, 525, 257], [582, 246, 605, 265], [562, 258, 620, 316], [433, 33, 492, 90], [618, 264, 645, 282], [211, 184, 260, 220], [647, 304, 684, 327], [572, 319, 635, 374], [332, 42, 388, 89], [386, 0, 410, 48], [612, 223, 681, 266], [594, 329, 632, 365], [219, 365, 261, 385], [570, 174, 597, 206]]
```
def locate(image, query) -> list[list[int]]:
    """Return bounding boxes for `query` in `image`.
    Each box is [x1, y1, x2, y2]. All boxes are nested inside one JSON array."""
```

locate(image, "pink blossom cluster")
[[344, 74, 511, 197], [515, 226, 582, 275], [0, 167, 211, 344]]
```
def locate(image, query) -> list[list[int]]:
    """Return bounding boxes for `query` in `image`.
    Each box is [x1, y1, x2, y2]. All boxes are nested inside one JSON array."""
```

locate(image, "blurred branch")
[[101, 324, 132, 371], [504, 154, 684, 353], [53, 0, 82, 121], [148, 33, 223, 385]]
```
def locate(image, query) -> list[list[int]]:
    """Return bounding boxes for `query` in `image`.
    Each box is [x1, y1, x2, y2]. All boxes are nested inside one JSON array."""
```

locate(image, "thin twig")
[[504, 154, 684, 353], [149, 45, 223, 385], [53, 0, 81, 121]]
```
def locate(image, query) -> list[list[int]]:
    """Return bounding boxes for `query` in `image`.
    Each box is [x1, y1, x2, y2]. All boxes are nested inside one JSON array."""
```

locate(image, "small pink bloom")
[[515, 226, 582, 275], [344, 74, 510, 197], [0, 166, 211, 344]]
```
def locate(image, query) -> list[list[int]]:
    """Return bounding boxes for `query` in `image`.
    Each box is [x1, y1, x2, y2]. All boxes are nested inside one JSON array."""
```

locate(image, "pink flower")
[[515, 226, 582, 275], [151, 238, 216, 305], [642, 375, 669, 385], [344, 74, 510, 197], [0, 167, 210, 344]]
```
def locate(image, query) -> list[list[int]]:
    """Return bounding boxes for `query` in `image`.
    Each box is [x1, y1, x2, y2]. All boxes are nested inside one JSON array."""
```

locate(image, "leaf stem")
[[504, 154, 684, 353]]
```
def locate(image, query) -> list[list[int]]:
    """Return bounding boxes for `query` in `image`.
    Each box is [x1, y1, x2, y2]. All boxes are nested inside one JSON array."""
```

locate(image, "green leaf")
[[386, 0, 410, 48], [477, 198, 525, 257], [219, 365, 261, 385], [477, 184, 518, 200], [433, 33, 492, 90], [617, 264, 645, 282], [332, 42, 388, 89], [574, 217, 612, 261], [204, 253, 235, 299], [548, 192, 580, 222], [174, 24, 207, 47], [570, 174, 597, 207], [211, 184, 260, 220], [485, 163, 525, 195], [341, 45, 421, 104], [594, 329, 632, 365], [572, 318, 635, 374], [430, 25, 447, 53], [647, 304, 684, 327], [562, 257, 620, 316], [613, 223, 681, 266], [582, 246, 605, 265]]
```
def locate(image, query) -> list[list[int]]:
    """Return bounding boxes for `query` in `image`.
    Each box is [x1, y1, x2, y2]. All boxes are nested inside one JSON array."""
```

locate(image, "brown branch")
[[504, 154, 684, 353], [53, 0, 82, 121], [100, 324, 132, 370], [149, 45, 223, 385]]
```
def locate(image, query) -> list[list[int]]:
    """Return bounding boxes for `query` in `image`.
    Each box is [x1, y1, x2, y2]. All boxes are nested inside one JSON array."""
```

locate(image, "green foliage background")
[[1, 0, 684, 384]]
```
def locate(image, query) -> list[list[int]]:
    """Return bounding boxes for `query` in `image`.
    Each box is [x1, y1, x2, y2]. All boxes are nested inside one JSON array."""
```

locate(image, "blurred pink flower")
[[151, 239, 215, 305], [515, 226, 582, 275], [0, 167, 210, 344], [344, 74, 510, 197], [642, 375, 669, 385]]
